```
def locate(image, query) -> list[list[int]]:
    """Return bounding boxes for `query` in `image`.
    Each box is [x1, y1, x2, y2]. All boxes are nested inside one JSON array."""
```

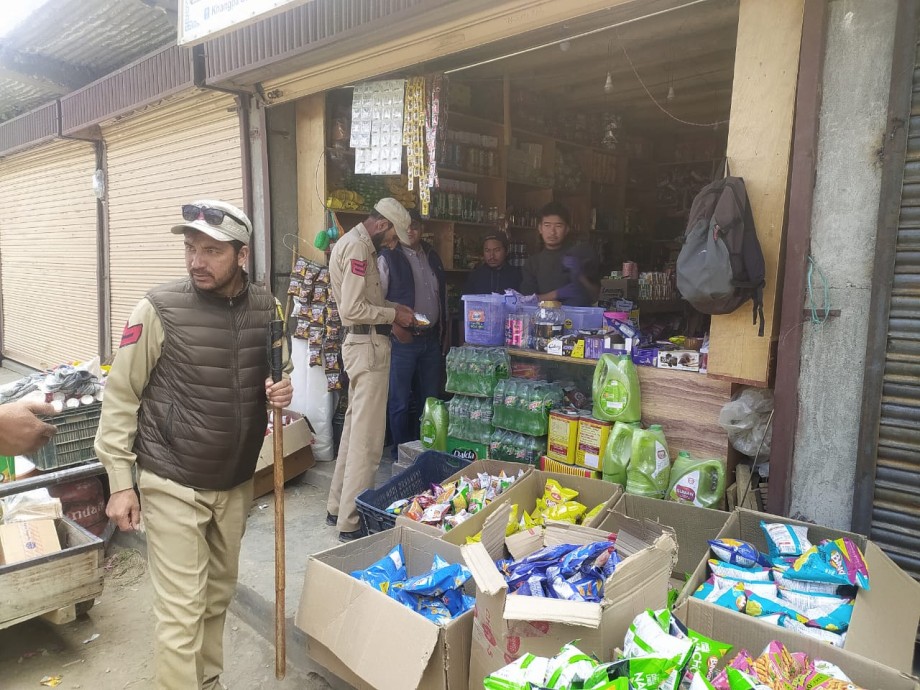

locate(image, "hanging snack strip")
[[424, 73, 447, 217], [404, 76, 428, 202], [288, 256, 344, 391]]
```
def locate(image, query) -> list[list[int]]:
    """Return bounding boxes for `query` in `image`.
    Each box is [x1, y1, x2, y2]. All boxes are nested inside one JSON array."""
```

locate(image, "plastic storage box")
[[562, 306, 606, 334], [355, 451, 473, 533], [462, 293, 507, 346], [30, 404, 102, 470]]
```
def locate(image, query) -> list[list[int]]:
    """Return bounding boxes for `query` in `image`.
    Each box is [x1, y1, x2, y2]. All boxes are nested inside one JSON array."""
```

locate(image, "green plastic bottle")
[[667, 451, 726, 509], [601, 421, 641, 486], [592, 354, 642, 423], [626, 424, 671, 499], [420, 397, 448, 451]]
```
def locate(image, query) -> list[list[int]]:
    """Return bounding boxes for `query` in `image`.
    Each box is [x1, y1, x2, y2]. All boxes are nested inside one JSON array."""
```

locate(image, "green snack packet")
[[584, 660, 631, 690], [684, 629, 732, 685], [483, 653, 549, 690], [628, 656, 683, 690], [544, 643, 598, 689], [726, 667, 768, 690]]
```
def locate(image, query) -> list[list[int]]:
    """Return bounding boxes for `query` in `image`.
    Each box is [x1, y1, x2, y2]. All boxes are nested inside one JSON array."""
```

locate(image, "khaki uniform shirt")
[[329, 224, 398, 326], [95, 291, 290, 494]]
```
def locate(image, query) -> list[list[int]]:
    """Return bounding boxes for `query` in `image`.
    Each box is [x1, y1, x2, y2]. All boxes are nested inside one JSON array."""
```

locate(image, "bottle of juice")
[[602, 421, 640, 486], [420, 398, 448, 451], [626, 424, 671, 498], [592, 354, 642, 423]]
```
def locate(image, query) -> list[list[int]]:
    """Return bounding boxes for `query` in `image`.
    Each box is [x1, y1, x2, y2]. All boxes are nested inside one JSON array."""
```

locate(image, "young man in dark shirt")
[[463, 234, 522, 295], [519, 202, 600, 306]]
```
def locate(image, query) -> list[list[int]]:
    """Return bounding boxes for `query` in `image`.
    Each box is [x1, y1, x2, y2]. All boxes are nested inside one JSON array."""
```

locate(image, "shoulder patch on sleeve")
[[350, 259, 367, 276], [120, 323, 143, 347]]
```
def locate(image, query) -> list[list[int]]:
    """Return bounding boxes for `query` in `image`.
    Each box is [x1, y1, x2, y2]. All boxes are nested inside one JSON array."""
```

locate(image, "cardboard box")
[[632, 347, 658, 367], [600, 278, 639, 302], [598, 493, 729, 584], [678, 508, 920, 674], [0, 518, 103, 629], [438, 470, 622, 547], [396, 459, 535, 538], [675, 598, 920, 690], [252, 445, 316, 499], [0, 518, 61, 565], [657, 349, 701, 372], [256, 412, 313, 472], [539, 455, 600, 479], [463, 506, 677, 688], [295, 525, 473, 690]]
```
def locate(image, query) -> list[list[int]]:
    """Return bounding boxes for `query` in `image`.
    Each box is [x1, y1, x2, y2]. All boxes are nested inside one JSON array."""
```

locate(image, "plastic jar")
[[532, 301, 564, 351]]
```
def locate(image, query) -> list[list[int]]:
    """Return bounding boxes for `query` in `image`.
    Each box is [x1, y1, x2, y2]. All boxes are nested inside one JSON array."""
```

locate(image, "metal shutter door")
[[104, 92, 243, 349], [871, 28, 920, 582], [0, 140, 99, 369]]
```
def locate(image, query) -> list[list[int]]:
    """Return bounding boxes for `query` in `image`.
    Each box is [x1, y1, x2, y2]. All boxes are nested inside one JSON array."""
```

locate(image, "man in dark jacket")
[[519, 201, 600, 306], [95, 200, 293, 690], [377, 210, 447, 459], [463, 234, 522, 295]]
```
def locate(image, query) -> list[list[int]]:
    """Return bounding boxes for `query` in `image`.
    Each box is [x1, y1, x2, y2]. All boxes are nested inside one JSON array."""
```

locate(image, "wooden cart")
[[0, 517, 104, 629]]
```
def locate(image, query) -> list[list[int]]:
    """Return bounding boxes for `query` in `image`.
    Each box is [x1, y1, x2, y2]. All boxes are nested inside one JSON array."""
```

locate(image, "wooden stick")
[[272, 405, 286, 679]]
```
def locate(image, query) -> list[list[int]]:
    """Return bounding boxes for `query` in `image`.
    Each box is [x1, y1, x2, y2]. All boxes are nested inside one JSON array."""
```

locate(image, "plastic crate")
[[30, 404, 102, 470], [462, 294, 508, 346], [355, 451, 473, 534], [562, 306, 606, 334]]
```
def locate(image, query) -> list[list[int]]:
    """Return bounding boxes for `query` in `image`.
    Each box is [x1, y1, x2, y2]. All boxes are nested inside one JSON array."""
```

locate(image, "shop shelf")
[[437, 167, 504, 182], [355, 451, 473, 533], [507, 349, 599, 367]]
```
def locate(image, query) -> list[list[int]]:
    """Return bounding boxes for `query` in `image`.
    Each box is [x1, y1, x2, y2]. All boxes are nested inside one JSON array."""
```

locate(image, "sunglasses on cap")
[[181, 204, 247, 229]]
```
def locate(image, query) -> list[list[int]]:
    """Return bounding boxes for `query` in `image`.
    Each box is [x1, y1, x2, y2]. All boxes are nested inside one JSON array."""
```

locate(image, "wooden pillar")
[[707, 0, 806, 385], [295, 93, 327, 264]]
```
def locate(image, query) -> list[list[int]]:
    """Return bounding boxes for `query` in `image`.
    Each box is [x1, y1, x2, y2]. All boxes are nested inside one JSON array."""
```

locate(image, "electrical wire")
[[807, 255, 831, 325]]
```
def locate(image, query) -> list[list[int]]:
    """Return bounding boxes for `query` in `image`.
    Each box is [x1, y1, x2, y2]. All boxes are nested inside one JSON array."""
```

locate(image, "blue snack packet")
[[441, 588, 476, 617], [566, 572, 603, 602], [708, 539, 769, 568], [601, 550, 621, 579], [550, 574, 583, 601], [515, 575, 549, 597], [559, 541, 614, 578], [401, 554, 472, 597], [350, 544, 407, 594], [788, 538, 870, 590]]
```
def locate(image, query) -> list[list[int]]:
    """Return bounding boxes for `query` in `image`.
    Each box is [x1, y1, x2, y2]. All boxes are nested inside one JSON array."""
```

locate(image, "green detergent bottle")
[[601, 421, 641, 486], [592, 354, 642, 423], [626, 424, 671, 498], [420, 397, 448, 451], [666, 451, 726, 509]]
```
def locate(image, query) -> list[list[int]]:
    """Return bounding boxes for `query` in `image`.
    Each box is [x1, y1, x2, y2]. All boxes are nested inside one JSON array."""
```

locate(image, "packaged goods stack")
[[288, 256, 344, 392], [445, 346, 510, 459], [488, 378, 561, 464]]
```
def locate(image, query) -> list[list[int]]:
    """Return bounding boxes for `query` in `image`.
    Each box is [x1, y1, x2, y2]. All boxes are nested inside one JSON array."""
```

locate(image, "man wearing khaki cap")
[[95, 199, 293, 689], [326, 198, 416, 541]]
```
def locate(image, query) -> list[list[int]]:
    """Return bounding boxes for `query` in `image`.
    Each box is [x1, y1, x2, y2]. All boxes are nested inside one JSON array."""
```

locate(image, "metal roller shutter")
[[104, 91, 244, 350], [0, 140, 99, 369], [870, 28, 920, 582]]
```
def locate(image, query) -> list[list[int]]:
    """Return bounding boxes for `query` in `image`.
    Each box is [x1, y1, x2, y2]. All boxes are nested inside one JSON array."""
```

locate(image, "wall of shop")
[[267, 102, 299, 298], [789, 0, 900, 530]]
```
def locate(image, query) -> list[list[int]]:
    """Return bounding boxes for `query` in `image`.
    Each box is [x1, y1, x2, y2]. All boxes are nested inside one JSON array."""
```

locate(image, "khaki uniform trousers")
[[138, 467, 253, 690], [327, 332, 391, 532]]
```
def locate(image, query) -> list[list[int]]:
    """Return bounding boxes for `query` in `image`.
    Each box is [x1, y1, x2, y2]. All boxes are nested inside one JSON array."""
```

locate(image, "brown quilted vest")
[[133, 278, 275, 490]]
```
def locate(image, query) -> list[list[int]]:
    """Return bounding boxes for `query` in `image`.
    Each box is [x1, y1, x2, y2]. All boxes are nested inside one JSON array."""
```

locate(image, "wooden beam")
[[295, 93, 327, 264], [707, 0, 806, 385]]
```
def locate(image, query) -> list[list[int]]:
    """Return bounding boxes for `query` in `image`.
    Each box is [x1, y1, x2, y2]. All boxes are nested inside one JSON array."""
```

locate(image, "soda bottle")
[[502, 380, 518, 431], [513, 433, 529, 464], [447, 397, 456, 438], [517, 381, 534, 434], [445, 349, 456, 393], [527, 383, 544, 436], [492, 378, 506, 429], [470, 397, 482, 440], [481, 395, 494, 436], [490, 428, 504, 460]]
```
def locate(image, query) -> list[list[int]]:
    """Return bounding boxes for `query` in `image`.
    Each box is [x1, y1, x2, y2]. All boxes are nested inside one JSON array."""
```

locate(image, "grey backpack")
[[676, 174, 766, 336]]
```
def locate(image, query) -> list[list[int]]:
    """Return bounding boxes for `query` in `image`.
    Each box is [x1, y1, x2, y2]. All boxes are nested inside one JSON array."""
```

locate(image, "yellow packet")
[[466, 532, 482, 544], [544, 479, 579, 507], [505, 504, 520, 536], [582, 503, 605, 524], [545, 501, 587, 524]]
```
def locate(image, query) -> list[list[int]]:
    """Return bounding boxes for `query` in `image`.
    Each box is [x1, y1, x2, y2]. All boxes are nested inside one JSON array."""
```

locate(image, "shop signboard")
[[178, 0, 314, 45]]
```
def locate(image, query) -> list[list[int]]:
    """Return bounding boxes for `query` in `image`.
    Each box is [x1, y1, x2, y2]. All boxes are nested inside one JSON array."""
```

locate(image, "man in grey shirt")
[[377, 210, 447, 459]]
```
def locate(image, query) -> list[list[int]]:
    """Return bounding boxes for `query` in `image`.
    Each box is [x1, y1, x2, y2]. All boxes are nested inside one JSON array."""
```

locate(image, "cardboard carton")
[[395, 459, 535, 538], [675, 598, 920, 690], [0, 518, 62, 565], [599, 493, 730, 584], [295, 526, 473, 690], [255, 411, 313, 472], [677, 508, 920, 674], [436, 471, 622, 548], [463, 505, 677, 689]]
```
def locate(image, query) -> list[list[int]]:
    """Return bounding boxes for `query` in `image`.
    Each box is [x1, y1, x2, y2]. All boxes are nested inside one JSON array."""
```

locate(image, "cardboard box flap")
[[505, 528, 544, 561], [543, 522, 614, 548], [843, 540, 920, 673], [299, 558, 441, 689], [604, 534, 676, 604], [479, 503, 513, 561], [502, 594, 603, 628], [462, 541, 507, 596]]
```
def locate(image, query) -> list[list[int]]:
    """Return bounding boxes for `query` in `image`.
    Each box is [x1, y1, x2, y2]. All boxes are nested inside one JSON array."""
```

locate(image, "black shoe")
[[338, 528, 367, 543], [325, 512, 337, 527]]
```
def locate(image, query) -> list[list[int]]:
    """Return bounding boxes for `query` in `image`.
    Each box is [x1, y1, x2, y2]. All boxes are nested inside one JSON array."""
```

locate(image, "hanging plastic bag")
[[718, 388, 773, 458], [290, 338, 335, 462]]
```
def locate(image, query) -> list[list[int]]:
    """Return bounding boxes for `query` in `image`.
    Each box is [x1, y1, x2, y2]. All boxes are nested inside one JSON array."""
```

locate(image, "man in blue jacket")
[[377, 210, 447, 459]]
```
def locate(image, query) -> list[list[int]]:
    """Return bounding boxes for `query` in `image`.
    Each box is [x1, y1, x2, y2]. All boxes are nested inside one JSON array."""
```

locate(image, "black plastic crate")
[[355, 451, 473, 534], [30, 403, 102, 470]]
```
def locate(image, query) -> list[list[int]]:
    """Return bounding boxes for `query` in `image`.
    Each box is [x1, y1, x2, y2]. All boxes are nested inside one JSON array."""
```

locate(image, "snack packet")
[[778, 615, 847, 647], [484, 653, 550, 690], [788, 538, 870, 590], [709, 539, 769, 568], [544, 479, 579, 507], [712, 574, 778, 600], [623, 609, 695, 671], [773, 567, 848, 596], [711, 650, 756, 690], [725, 667, 770, 690], [559, 541, 614, 578], [684, 629, 732, 685], [708, 559, 773, 582], [760, 521, 813, 558], [350, 544, 406, 594], [628, 655, 685, 690], [401, 554, 471, 597], [544, 500, 587, 524], [544, 642, 598, 689], [583, 503, 605, 524]]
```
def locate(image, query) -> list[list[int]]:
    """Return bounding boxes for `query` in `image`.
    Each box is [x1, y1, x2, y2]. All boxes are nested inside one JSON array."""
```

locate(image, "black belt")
[[347, 324, 392, 336]]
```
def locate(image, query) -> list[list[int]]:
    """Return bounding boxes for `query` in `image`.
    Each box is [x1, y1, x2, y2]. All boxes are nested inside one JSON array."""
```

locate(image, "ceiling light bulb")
[[667, 85, 675, 102], [560, 40, 571, 52], [604, 72, 614, 94]]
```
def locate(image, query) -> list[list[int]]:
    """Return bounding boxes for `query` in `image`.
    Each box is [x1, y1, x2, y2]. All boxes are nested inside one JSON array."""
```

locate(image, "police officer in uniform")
[[326, 198, 416, 541]]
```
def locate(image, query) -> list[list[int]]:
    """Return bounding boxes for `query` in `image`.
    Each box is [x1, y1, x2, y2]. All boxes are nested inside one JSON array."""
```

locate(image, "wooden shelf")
[[507, 349, 598, 367], [508, 224, 539, 232], [448, 110, 504, 130], [429, 219, 500, 229], [638, 299, 685, 314], [438, 167, 504, 182], [507, 178, 554, 189], [654, 158, 722, 167]]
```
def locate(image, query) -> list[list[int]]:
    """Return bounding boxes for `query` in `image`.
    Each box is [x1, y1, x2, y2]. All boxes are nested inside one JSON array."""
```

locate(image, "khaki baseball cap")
[[171, 199, 252, 244], [374, 198, 411, 245]]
